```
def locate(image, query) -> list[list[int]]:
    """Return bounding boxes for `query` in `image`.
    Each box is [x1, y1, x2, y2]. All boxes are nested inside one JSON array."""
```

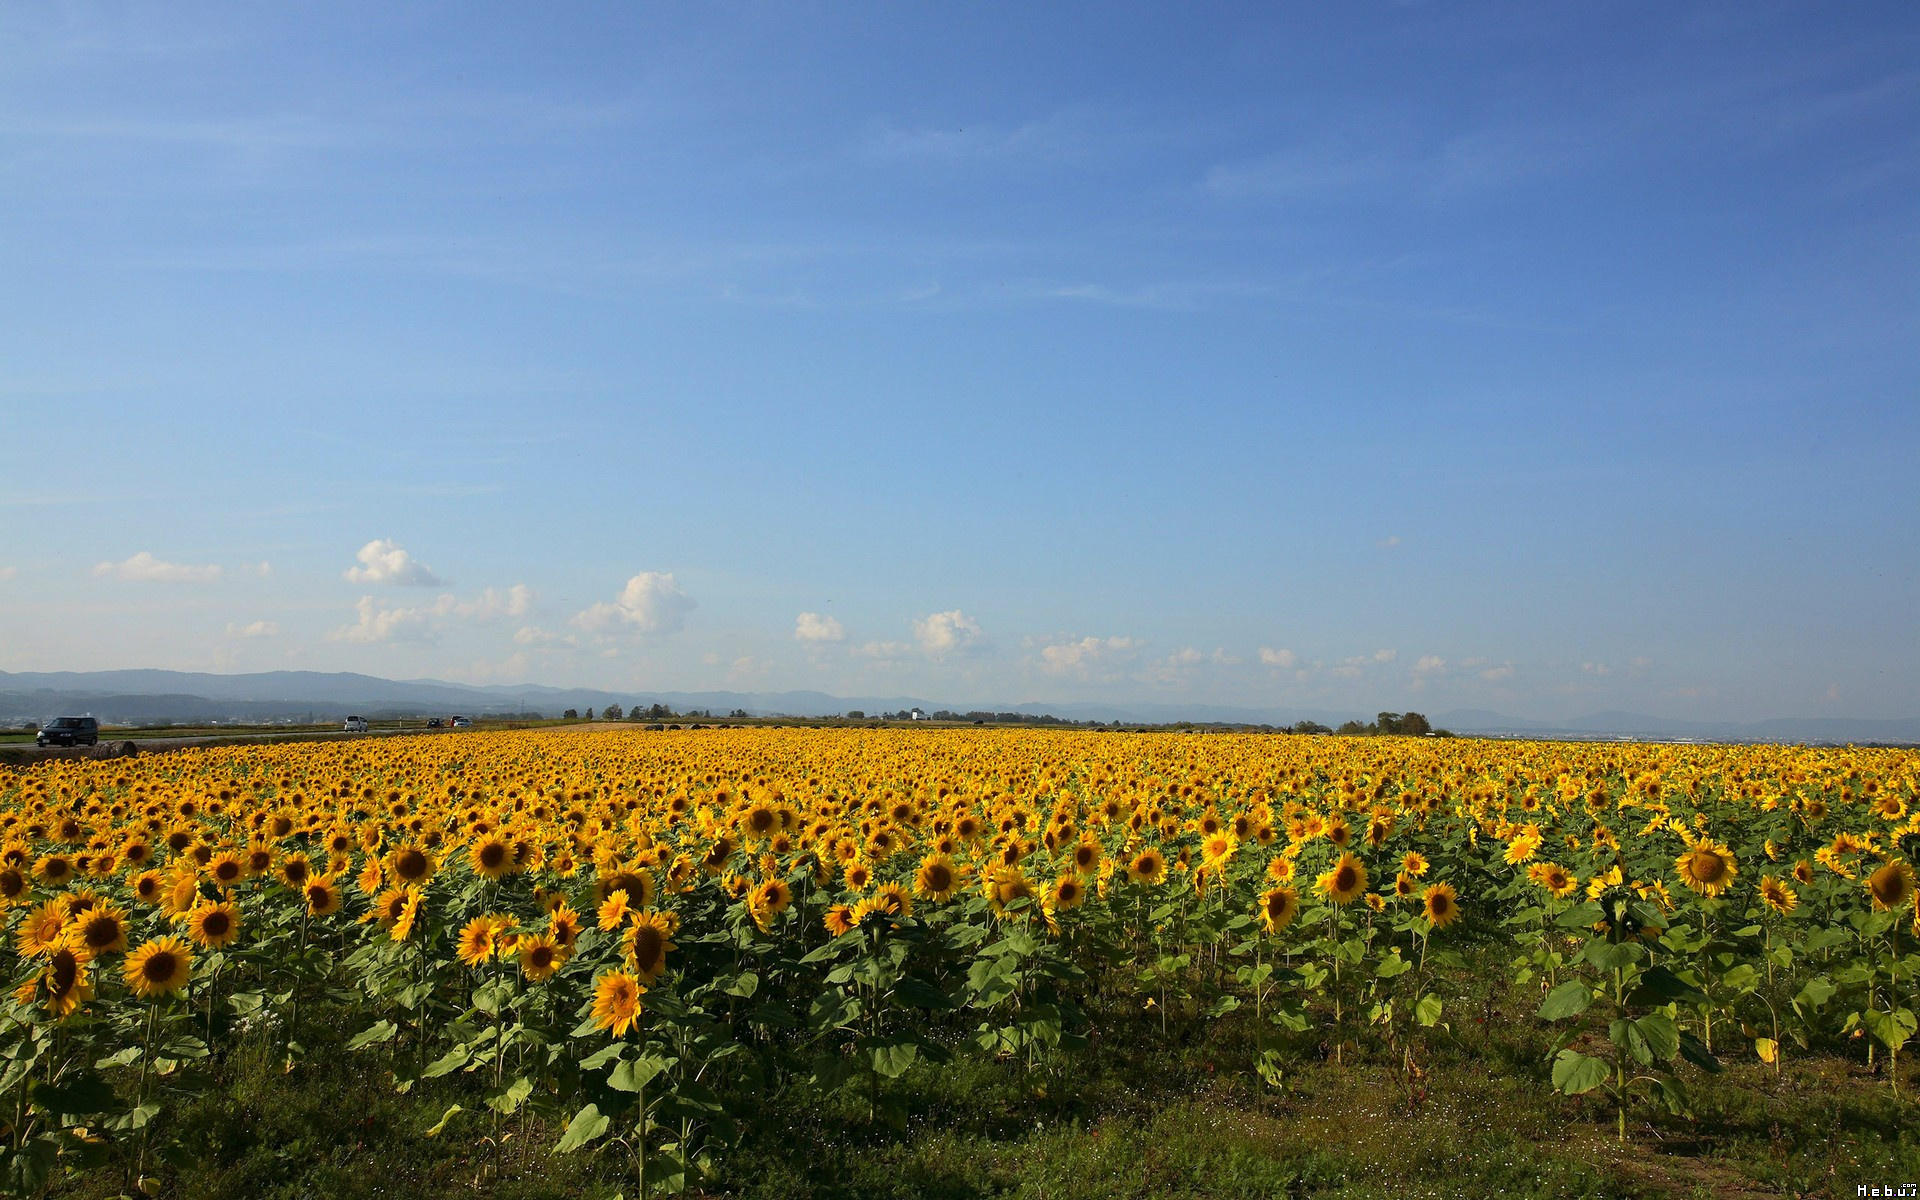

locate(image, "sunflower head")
[[518, 932, 567, 982], [623, 912, 678, 983], [42, 940, 94, 1020], [124, 935, 193, 1000], [1422, 882, 1460, 929], [1867, 860, 1915, 912], [1258, 885, 1299, 934], [1675, 840, 1737, 898], [590, 970, 645, 1037], [186, 901, 241, 950], [1758, 875, 1797, 916], [1316, 852, 1368, 906]]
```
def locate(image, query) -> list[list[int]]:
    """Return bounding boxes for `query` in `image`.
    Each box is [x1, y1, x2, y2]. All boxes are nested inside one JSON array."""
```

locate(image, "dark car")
[[425, 717, 443, 728], [37, 716, 99, 748]]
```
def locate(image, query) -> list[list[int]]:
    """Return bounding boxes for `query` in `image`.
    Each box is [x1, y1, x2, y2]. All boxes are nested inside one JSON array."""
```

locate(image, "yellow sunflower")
[[42, 940, 93, 1020], [914, 854, 962, 902], [185, 900, 242, 950], [468, 836, 513, 881], [1422, 882, 1460, 929], [1675, 839, 1738, 898], [15, 900, 67, 958], [1867, 860, 1915, 912], [1758, 875, 1797, 916], [622, 911, 678, 984], [73, 901, 129, 955], [1126, 848, 1167, 887], [304, 876, 342, 918], [1257, 884, 1299, 934], [1316, 852, 1368, 906], [591, 970, 645, 1037], [456, 914, 505, 967], [124, 935, 193, 1000], [518, 932, 567, 982]]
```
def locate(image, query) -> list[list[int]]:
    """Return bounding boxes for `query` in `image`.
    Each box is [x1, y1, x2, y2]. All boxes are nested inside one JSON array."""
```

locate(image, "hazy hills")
[[0, 669, 1914, 745]]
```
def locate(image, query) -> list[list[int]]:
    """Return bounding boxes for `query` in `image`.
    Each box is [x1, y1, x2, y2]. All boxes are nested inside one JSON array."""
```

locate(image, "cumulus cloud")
[[513, 625, 576, 648], [572, 573, 695, 636], [1415, 655, 1446, 674], [1257, 646, 1297, 669], [794, 612, 846, 643], [855, 640, 914, 660], [226, 620, 279, 639], [332, 584, 536, 644], [93, 552, 222, 583], [343, 539, 443, 587], [1479, 664, 1516, 682], [912, 610, 983, 657], [1037, 635, 1140, 674]]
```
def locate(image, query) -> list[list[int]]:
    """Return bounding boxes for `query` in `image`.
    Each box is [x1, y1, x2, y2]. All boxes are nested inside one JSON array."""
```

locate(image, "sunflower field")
[[0, 727, 1915, 1197]]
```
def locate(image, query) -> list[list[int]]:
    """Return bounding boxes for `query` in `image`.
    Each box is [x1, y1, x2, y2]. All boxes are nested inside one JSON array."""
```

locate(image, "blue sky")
[[2, 3, 1915, 720]]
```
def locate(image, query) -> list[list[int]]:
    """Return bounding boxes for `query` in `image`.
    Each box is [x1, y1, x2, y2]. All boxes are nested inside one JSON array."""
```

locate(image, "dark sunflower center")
[[479, 843, 507, 869], [142, 952, 179, 983], [1334, 866, 1358, 892], [50, 952, 79, 994], [203, 912, 231, 937], [631, 928, 664, 971]]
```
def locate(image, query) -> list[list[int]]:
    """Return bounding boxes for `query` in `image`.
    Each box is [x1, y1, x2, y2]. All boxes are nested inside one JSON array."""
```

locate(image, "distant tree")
[[603, 703, 623, 721], [1373, 711, 1432, 736], [584, 708, 595, 720], [728, 708, 750, 719], [845, 710, 865, 720], [563, 709, 579, 720], [648, 703, 670, 720], [1336, 719, 1368, 736]]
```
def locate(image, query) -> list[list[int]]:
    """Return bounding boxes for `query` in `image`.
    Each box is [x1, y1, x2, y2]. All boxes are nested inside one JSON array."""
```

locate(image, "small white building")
[[910, 707, 925, 721]]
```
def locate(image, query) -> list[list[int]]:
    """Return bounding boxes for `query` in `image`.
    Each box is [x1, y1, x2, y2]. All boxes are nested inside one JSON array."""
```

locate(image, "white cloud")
[[333, 584, 536, 644], [572, 573, 695, 636], [226, 620, 279, 639], [1415, 655, 1447, 674], [513, 625, 575, 648], [1167, 647, 1204, 667], [1580, 661, 1611, 676], [1372, 648, 1397, 663], [1257, 646, 1297, 669], [912, 610, 983, 657], [343, 539, 443, 587], [794, 612, 846, 643], [334, 595, 437, 643], [1038, 635, 1140, 674], [1377, 535, 1402, 549], [468, 585, 536, 620], [246, 561, 273, 577], [855, 640, 914, 660], [1480, 664, 1516, 682], [92, 551, 222, 583]]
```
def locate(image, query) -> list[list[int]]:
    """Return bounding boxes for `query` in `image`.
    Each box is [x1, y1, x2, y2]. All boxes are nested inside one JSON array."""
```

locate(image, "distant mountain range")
[[1, 669, 1914, 745]]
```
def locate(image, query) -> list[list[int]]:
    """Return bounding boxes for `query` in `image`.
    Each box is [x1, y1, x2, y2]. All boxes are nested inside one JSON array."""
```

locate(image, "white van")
[[343, 716, 369, 733]]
